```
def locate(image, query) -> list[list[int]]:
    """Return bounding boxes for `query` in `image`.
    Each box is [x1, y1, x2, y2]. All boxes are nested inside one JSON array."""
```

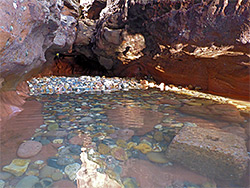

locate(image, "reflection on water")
[[0, 88, 249, 188]]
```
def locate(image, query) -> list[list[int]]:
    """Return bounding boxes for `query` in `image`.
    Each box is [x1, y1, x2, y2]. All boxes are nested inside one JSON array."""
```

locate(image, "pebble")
[[146, 152, 169, 164], [17, 140, 42, 158], [57, 154, 75, 166], [0, 172, 12, 180], [134, 143, 152, 154], [154, 124, 162, 130], [39, 165, 58, 178], [153, 131, 163, 142], [0, 180, 4, 188], [64, 163, 81, 180], [15, 175, 39, 188], [47, 157, 65, 170], [98, 143, 111, 155], [123, 177, 138, 188], [3, 159, 30, 176], [25, 169, 40, 176], [111, 147, 128, 161], [47, 123, 59, 131], [51, 171, 63, 181], [53, 138, 64, 144], [40, 178, 53, 187]]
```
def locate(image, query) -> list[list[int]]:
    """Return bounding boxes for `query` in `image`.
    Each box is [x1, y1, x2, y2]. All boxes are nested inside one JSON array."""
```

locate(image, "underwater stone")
[[166, 126, 249, 181], [2, 159, 30, 176]]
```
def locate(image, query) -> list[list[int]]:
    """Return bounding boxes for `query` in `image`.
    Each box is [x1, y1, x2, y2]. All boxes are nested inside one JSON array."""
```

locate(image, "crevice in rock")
[[87, 0, 107, 20]]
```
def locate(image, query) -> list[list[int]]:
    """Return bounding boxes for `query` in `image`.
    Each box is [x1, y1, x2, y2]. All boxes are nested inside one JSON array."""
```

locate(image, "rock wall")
[[0, 0, 250, 120]]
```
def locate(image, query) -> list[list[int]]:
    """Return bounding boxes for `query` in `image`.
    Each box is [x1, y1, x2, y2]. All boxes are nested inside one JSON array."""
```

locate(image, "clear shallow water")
[[1, 88, 249, 188]]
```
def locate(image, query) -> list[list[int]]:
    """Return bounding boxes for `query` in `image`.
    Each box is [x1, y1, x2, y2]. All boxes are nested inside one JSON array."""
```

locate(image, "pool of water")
[[1, 86, 249, 188]]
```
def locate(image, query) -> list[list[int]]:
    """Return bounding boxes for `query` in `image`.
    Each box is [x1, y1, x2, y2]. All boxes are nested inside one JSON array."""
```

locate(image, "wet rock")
[[44, 131, 68, 137], [110, 129, 135, 141], [153, 131, 163, 142], [123, 177, 138, 188], [40, 178, 53, 187], [15, 175, 39, 188], [47, 123, 59, 131], [51, 171, 63, 181], [134, 143, 152, 154], [79, 117, 94, 124], [0, 180, 4, 188], [39, 165, 58, 179], [179, 104, 245, 123], [98, 143, 111, 155], [69, 144, 82, 155], [57, 154, 75, 166], [166, 126, 249, 181], [25, 169, 40, 176], [111, 147, 128, 161], [0, 171, 12, 180], [77, 148, 121, 188], [17, 140, 42, 158], [47, 157, 65, 170], [3, 159, 30, 176], [64, 163, 81, 181], [146, 152, 168, 164], [53, 180, 76, 188]]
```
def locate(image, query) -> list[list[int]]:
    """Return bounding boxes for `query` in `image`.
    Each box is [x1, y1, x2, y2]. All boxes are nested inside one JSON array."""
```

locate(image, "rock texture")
[[52, 0, 250, 100], [77, 148, 122, 188], [166, 126, 249, 182]]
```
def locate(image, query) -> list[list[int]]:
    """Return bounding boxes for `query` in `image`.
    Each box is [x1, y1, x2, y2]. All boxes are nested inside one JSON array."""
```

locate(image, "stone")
[[123, 177, 138, 188], [134, 143, 152, 154], [98, 143, 111, 155], [25, 169, 40, 176], [79, 117, 94, 124], [47, 123, 59, 131], [15, 175, 39, 188], [77, 148, 121, 188], [153, 131, 163, 142], [51, 171, 64, 181], [39, 165, 58, 178], [64, 163, 81, 181], [0, 171, 12, 180], [17, 140, 42, 158], [40, 178, 53, 187], [0, 180, 4, 188], [166, 126, 249, 181], [146, 152, 168, 164], [52, 139, 64, 144], [57, 155, 75, 166], [111, 147, 128, 161], [2, 159, 30, 176], [47, 158, 65, 170]]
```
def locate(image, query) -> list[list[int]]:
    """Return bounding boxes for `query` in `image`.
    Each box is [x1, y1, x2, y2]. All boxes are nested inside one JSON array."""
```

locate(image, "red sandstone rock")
[[17, 140, 42, 158], [179, 104, 245, 123], [166, 126, 249, 181]]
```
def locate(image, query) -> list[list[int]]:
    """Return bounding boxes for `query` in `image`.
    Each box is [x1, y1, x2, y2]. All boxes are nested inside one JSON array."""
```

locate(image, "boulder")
[[166, 126, 249, 182]]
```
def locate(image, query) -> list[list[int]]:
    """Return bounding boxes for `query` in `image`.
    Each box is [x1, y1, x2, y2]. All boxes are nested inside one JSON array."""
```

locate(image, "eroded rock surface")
[[166, 126, 249, 182]]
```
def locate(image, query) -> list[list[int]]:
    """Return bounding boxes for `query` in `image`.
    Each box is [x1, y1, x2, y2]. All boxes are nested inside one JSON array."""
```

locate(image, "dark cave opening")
[[43, 53, 109, 77]]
